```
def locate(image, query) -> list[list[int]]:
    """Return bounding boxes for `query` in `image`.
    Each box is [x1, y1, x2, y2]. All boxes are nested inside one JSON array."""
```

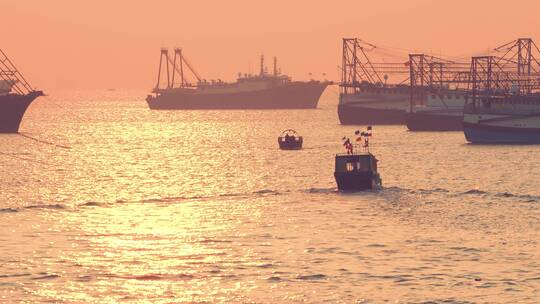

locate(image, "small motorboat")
[[278, 129, 303, 150], [334, 127, 381, 191]]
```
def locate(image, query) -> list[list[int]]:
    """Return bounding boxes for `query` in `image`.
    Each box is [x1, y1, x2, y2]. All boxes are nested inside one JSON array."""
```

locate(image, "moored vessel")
[[406, 54, 470, 131], [339, 83, 409, 125], [463, 95, 540, 143], [146, 49, 330, 110], [463, 40, 540, 144], [338, 38, 410, 125], [407, 92, 467, 131], [0, 49, 43, 133]]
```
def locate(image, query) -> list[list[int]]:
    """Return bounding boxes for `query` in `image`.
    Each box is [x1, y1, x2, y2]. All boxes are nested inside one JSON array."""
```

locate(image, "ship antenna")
[[260, 54, 264, 76]]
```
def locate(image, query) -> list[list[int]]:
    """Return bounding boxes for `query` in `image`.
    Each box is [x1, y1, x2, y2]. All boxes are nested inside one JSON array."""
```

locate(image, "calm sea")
[[1, 89, 539, 303]]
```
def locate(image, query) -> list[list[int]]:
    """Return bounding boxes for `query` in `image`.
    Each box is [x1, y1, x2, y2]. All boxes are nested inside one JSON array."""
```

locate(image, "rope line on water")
[[0, 152, 52, 166], [19, 133, 72, 150]]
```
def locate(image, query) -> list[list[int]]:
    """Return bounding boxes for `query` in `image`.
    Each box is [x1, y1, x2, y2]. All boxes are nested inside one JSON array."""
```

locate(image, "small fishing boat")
[[334, 153, 381, 191], [278, 129, 303, 150], [334, 127, 382, 191]]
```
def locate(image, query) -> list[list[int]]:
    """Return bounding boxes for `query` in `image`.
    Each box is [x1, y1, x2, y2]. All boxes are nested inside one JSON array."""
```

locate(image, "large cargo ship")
[[0, 49, 43, 133], [146, 49, 330, 110]]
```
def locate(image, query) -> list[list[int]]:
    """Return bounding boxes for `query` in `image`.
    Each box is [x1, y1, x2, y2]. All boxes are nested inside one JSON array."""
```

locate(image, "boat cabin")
[[334, 153, 381, 191], [278, 129, 303, 150]]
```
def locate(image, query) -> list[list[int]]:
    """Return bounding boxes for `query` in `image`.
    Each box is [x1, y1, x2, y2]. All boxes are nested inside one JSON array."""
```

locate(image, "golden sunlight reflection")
[[30, 197, 264, 302], [2, 90, 539, 303]]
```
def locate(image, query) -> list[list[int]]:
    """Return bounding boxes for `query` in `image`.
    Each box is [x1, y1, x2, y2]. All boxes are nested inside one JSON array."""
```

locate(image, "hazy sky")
[[3, 0, 540, 90]]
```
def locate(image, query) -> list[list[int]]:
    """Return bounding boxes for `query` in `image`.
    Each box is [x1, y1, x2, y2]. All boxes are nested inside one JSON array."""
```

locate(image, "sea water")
[[1, 89, 539, 303]]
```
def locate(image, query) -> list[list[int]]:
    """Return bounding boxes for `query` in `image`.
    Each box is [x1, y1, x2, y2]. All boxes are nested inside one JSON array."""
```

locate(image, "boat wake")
[[2, 185, 536, 215]]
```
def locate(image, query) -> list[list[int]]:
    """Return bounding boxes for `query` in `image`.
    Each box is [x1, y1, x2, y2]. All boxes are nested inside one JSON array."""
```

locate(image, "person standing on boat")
[[342, 137, 353, 154]]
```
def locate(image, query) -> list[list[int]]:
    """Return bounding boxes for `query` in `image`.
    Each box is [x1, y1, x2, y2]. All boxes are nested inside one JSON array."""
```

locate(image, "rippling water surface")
[[1, 89, 539, 303]]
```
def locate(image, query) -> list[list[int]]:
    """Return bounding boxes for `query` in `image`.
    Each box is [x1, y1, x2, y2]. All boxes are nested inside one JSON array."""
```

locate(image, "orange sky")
[[2, 0, 540, 90]]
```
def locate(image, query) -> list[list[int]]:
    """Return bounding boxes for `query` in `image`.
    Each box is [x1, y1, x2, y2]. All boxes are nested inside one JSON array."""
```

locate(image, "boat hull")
[[337, 91, 408, 125], [278, 138, 303, 150], [463, 110, 540, 143], [338, 103, 406, 125], [0, 92, 42, 133], [406, 111, 463, 131], [334, 171, 380, 191], [463, 122, 540, 144], [147, 81, 328, 109]]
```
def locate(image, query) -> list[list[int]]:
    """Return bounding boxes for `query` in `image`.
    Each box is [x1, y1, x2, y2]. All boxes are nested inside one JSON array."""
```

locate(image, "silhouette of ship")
[[406, 53, 470, 131], [464, 94, 540, 143], [146, 49, 330, 110], [0, 49, 43, 133], [339, 82, 409, 125], [463, 39, 540, 143], [406, 92, 466, 131], [338, 38, 410, 125]]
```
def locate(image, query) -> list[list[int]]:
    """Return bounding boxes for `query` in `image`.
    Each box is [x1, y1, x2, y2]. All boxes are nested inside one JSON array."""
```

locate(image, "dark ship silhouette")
[[0, 49, 43, 133], [146, 49, 330, 110]]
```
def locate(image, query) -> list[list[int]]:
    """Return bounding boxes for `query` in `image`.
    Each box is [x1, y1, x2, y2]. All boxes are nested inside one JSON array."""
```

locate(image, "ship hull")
[[406, 111, 463, 131], [338, 103, 406, 125], [463, 113, 540, 144], [0, 92, 42, 133], [337, 91, 408, 125], [463, 122, 540, 144], [147, 82, 328, 109]]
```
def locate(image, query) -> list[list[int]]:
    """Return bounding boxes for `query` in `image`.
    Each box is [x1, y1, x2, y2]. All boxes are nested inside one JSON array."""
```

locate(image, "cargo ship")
[[0, 49, 43, 133], [146, 49, 330, 110]]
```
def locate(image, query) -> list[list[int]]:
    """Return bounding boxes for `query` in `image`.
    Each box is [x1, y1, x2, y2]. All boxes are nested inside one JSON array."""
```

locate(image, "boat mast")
[[273, 56, 278, 76], [0, 49, 35, 95], [493, 38, 540, 95], [171, 48, 186, 87], [156, 48, 170, 90], [340, 38, 386, 95], [159, 48, 202, 89]]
